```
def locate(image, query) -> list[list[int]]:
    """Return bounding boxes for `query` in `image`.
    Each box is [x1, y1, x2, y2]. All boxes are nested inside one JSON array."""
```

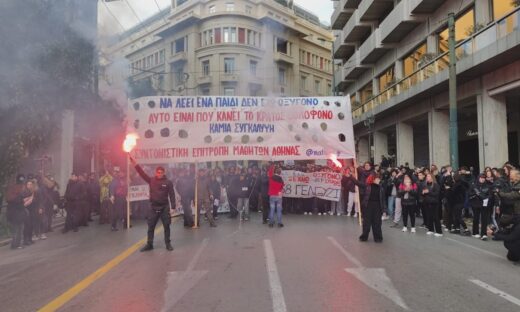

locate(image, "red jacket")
[[268, 165, 284, 196]]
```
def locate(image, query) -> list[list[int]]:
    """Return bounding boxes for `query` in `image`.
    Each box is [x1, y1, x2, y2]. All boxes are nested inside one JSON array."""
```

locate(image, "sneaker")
[[111, 227, 119, 232], [337, 213, 341, 216], [402, 227, 408, 232], [390, 223, 399, 228], [426, 231, 434, 235], [461, 230, 471, 236], [32, 235, 40, 241], [318, 213, 322, 216], [480, 236, 488, 241], [140, 244, 153, 252], [165, 243, 174, 251], [308, 212, 313, 215], [411, 227, 416, 233], [353, 213, 358, 218], [269, 223, 274, 228], [40, 234, 48, 240], [329, 212, 334, 216], [304, 212, 308, 215], [472, 234, 480, 238], [434, 233, 443, 237], [359, 236, 368, 242], [278, 223, 284, 228]]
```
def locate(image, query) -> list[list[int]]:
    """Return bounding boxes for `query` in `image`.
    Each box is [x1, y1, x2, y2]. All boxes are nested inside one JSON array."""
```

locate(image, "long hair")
[[426, 173, 437, 184], [366, 173, 380, 185]]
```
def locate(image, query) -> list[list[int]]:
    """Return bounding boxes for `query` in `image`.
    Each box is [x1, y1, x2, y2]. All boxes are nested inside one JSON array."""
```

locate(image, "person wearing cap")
[[130, 157, 175, 252]]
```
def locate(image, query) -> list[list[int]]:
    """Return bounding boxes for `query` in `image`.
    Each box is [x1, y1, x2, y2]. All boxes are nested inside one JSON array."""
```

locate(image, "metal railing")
[[352, 7, 520, 119]]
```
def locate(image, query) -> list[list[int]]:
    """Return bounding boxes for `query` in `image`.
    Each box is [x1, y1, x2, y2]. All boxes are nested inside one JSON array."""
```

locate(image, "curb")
[[0, 220, 65, 248]]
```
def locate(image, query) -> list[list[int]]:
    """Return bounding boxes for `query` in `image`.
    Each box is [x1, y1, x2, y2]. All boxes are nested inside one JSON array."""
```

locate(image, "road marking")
[[444, 237, 503, 259], [38, 222, 172, 312], [162, 238, 209, 312], [264, 239, 288, 312], [469, 279, 520, 307], [328, 236, 409, 310], [327, 236, 362, 268]]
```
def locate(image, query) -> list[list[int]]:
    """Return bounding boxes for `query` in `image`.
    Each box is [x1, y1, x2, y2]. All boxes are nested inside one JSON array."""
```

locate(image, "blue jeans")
[[269, 196, 283, 225], [387, 196, 395, 217]]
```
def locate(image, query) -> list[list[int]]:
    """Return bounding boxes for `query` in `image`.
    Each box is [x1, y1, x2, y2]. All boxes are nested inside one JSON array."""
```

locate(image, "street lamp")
[[317, 37, 337, 96], [363, 114, 375, 164]]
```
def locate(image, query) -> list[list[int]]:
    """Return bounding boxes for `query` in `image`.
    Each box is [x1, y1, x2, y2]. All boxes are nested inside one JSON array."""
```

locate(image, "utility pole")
[[448, 12, 459, 171]]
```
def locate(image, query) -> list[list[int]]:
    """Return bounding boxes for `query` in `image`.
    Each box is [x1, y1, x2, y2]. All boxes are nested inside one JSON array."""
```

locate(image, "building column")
[[59, 110, 74, 196], [477, 93, 508, 170], [357, 136, 369, 164], [426, 35, 437, 54], [373, 131, 388, 164], [396, 122, 414, 167], [395, 60, 403, 80], [372, 78, 380, 96], [428, 109, 450, 166]]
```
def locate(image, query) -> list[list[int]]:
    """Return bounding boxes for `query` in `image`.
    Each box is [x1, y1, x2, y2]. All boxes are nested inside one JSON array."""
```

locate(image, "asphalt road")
[[0, 213, 518, 312]]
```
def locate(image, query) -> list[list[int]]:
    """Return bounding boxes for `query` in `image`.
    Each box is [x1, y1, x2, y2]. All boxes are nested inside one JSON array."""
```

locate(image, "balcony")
[[343, 9, 372, 44], [410, 0, 447, 14], [359, 0, 394, 22], [334, 32, 356, 59], [334, 65, 354, 91], [274, 52, 295, 65], [352, 7, 520, 121], [359, 29, 392, 64], [169, 52, 187, 64], [379, 0, 424, 43], [197, 75, 212, 85], [331, 0, 355, 30], [344, 51, 371, 79], [221, 73, 240, 82]]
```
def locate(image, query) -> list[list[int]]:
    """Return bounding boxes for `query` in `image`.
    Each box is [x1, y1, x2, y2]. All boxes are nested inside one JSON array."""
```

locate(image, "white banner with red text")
[[281, 170, 342, 202], [126, 96, 355, 163]]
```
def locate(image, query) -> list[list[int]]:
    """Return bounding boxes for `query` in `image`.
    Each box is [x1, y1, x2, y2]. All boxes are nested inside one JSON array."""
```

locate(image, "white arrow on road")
[[161, 238, 209, 312], [328, 236, 409, 311]]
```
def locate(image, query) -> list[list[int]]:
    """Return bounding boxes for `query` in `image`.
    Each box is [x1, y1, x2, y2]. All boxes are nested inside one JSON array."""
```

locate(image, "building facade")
[[103, 0, 334, 99], [332, 0, 520, 170]]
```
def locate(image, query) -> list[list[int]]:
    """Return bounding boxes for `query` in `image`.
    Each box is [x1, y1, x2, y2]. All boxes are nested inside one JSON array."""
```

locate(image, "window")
[[209, 5, 216, 13], [493, 0, 516, 20], [215, 28, 222, 43], [224, 58, 235, 73], [320, 57, 324, 70], [159, 50, 165, 64], [174, 37, 185, 53], [378, 66, 395, 93], [223, 28, 230, 43], [238, 28, 245, 44], [300, 76, 307, 90], [245, 5, 252, 14], [201, 88, 210, 95], [438, 8, 475, 53], [226, 3, 234, 11], [278, 68, 286, 85], [154, 52, 159, 66], [202, 60, 210, 76], [250, 60, 257, 76], [315, 79, 321, 94], [359, 82, 373, 103], [276, 38, 289, 54], [327, 82, 332, 95], [173, 65, 184, 86], [230, 28, 237, 42], [403, 42, 426, 77], [307, 52, 311, 65], [224, 87, 235, 96]]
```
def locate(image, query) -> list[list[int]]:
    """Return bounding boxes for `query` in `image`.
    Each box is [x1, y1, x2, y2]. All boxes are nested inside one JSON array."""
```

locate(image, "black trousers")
[[472, 205, 490, 236], [402, 204, 416, 227], [452, 203, 467, 230], [360, 201, 383, 241], [147, 206, 171, 245], [23, 209, 34, 243], [425, 203, 442, 234], [10, 222, 23, 248], [181, 199, 194, 227], [443, 199, 454, 230], [262, 195, 269, 222], [250, 192, 259, 212], [111, 197, 125, 229], [505, 241, 520, 262], [65, 206, 78, 232], [228, 195, 238, 217]]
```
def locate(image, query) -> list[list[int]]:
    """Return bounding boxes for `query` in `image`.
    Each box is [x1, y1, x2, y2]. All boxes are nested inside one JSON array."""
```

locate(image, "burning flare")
[[329, 154, 343, 168], [123, 133, 139, 153]]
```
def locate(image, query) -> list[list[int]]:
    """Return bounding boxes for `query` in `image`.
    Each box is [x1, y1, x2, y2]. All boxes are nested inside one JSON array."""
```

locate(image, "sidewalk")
[[0, 215, 66, 247]]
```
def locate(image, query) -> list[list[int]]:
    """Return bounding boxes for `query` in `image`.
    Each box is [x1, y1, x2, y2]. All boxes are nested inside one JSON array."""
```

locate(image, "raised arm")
[[130, 156, 151, 184]]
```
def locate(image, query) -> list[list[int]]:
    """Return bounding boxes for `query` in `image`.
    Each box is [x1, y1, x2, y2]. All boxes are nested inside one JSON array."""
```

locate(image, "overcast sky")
[[98, 0, 334, 36]]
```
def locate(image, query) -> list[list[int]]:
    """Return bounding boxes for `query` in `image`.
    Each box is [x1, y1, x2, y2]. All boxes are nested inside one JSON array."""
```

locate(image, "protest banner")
[[281, 170, 342, 202], [128, 185, 149, 202], [126, 96, 355, 164]]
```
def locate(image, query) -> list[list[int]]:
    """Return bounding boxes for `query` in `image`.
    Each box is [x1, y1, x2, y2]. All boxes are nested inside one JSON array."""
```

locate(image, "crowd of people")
[[3, 158, 519, 263]]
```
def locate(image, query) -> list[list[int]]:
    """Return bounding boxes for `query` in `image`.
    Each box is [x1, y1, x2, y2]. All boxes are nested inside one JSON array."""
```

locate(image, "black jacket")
[[422, 182, 440, 204], [349, 177, 386, 210], [469, 181, 492, 208], [135, 165, 175, 208], [397, 184, 419, 206]]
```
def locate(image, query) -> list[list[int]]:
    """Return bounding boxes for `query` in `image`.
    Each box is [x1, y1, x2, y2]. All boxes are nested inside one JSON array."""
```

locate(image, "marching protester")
[[99, 170, 113, 225], [449, 174, 471, 235], [235, 169, 253, 221], [347, 171, 385, 242], [176, 168, 195, 228], [398, 175, 418, 233], [130, 156, 175, 252], [63, 173, 81, 233], [342, 168, 358, 218], [422, 173, 443, 237], [6, 175, 27, 249], [209, 173, 221, 220], [384, 169, 398, 221], [470, 174, 492, 240], [109, 169, 127, 231], [268, 164, 285, 228], [196, 169, 217, 227]]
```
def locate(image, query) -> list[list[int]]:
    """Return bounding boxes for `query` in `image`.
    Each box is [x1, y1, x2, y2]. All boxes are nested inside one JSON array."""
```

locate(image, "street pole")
[[331, 40, 336, 96], [448, 12, 459, 171]]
